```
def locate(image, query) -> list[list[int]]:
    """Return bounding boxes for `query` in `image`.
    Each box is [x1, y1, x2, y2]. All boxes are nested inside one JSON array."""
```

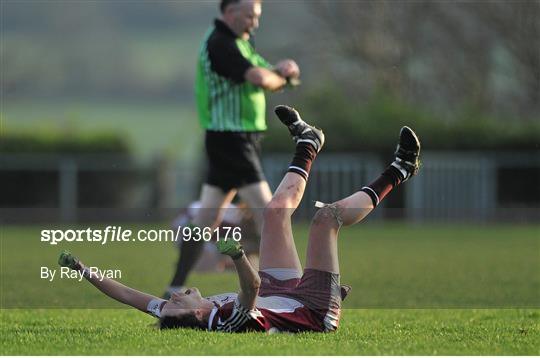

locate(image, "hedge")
[[0, 129, 131, 154], [265, 86, 540, 153]]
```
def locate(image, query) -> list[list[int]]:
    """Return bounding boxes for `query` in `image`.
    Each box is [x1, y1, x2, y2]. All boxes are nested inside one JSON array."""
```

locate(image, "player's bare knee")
[[312, 204, 343, 229], [267, 193, 292, 212], [264, 199, 290, 222], [312, 207, 334, 227]]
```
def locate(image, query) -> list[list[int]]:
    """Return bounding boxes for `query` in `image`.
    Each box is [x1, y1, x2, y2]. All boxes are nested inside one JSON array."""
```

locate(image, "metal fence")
[[406, 152, 540, 222], [2, 152, 539, 223], [0, 154, 197, 222], [262, 154, 384, 219], [407, 153, 497, 222]]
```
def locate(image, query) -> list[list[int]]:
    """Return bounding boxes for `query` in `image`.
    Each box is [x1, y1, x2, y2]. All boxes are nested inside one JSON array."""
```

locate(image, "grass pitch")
[[1, 223, 539, 355], [2, 309, 537, 355]]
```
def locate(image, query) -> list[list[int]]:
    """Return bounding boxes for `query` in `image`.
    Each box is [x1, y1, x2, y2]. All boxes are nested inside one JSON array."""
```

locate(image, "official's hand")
[[58, 250, 82, 270], [286, 77, 301, 88], [275, 59, 300, 79], [216, 240, 244, 260]]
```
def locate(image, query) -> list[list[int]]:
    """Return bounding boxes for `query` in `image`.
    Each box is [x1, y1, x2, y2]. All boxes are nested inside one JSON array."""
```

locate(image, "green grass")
[[1, 309, 538, 355], [1, 223, 539, 354]]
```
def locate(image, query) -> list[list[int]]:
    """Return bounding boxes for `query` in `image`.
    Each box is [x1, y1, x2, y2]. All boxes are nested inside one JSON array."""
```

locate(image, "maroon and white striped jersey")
[[205, 293, 336, 333]]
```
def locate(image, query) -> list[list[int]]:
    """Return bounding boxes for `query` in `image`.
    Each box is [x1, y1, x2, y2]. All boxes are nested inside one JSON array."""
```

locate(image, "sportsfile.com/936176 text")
[[40, 226, 242, 245]]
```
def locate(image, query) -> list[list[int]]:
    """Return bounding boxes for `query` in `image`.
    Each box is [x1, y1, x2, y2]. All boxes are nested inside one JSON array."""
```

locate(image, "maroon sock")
[[287, 143, 317, 180], [360, 165, 403, 207]]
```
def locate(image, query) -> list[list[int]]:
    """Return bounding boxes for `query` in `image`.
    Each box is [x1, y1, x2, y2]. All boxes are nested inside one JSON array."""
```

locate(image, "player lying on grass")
[[58, 105, 421, 333]]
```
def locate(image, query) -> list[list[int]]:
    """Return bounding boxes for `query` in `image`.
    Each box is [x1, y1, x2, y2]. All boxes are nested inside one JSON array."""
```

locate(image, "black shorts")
[[205, 131, 266, 192]]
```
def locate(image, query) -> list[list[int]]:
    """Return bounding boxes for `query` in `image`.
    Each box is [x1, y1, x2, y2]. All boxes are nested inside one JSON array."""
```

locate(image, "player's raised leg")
[[305, 126, 421, 273], [259, 105, 325, 272]]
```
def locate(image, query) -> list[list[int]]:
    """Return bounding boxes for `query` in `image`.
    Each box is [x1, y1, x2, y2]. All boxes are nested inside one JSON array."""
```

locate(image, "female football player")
[[59, 105, 421, 332]]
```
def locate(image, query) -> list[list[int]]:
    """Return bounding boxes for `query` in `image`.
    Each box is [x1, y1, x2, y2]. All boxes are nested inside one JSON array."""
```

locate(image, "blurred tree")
[[311, 0, 540, 119], [3, 0, 538, 119], [466, 0, 540, 117], [311, 1, 422, 97]]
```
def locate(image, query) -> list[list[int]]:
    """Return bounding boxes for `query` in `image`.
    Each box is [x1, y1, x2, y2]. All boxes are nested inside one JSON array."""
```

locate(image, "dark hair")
[[159, 312, 205, 330]]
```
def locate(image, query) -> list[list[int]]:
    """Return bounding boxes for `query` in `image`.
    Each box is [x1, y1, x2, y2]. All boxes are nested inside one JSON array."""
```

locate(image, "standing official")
[[165, 0, 301, 296]]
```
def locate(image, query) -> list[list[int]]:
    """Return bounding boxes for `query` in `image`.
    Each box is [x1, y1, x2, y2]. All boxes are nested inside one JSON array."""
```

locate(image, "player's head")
[[159, 311, 205, 330], [220, 0, 262, 39], [159, 287, 213, 329]]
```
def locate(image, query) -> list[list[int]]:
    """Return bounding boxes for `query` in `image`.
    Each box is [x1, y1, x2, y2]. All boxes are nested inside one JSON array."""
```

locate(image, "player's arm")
[[58, 251, 160, 314], [216, 240, 260, 310]]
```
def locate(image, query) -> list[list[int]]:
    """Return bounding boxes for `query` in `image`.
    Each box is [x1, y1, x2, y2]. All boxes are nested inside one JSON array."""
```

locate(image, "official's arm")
[[245, 67, 287, 91]]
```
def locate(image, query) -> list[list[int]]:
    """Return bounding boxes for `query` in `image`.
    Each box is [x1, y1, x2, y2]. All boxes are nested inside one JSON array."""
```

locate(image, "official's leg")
[[259, 106, 324, 271], [167, 129, 257, 295], [237, 180, 272, 238], [236, 181, 272, 268], [192, 185, 237, 229], [168, 184, 236, 289]]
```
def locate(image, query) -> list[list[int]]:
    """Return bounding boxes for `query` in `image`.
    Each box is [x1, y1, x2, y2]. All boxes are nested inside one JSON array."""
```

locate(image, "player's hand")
[[216, 240, 244, 260], [275, 59, 300, 79], [58, 250, 82, 270]]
